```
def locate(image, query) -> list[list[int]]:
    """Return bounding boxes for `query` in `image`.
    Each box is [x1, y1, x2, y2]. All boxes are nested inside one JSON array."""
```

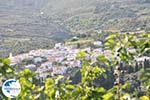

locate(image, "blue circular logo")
[[2, 79, 21, 98]]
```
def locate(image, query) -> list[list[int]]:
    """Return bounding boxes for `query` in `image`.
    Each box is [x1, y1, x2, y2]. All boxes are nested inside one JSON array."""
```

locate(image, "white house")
[[93, 41, 103, 47], [25, 64, 36, 71], [54, 43, 64, 49]]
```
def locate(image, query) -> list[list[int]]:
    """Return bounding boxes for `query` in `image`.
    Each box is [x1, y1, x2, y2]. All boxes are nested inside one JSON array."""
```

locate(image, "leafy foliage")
[[0, 33, 150, 100]]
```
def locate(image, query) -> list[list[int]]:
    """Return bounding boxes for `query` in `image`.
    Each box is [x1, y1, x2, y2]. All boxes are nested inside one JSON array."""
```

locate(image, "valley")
[[0, 0, 149, 57]]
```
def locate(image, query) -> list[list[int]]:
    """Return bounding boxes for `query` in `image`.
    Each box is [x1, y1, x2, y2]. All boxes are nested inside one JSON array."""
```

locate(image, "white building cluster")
[[9, 43, 82, 79], [8, 41, 111, 80]]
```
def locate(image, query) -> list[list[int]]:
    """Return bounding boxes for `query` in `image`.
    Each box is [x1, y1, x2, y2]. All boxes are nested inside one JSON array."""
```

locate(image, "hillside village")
[[8, 39, 150, 83], [0, 0, 150, 99], [8, 41, 106, 80]]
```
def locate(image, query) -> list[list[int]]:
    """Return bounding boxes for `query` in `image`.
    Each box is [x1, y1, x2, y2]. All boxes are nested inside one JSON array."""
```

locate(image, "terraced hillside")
[[0, 0, 71, 57], [0, 0, 150, 57], [42, 0, 150, 34]]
